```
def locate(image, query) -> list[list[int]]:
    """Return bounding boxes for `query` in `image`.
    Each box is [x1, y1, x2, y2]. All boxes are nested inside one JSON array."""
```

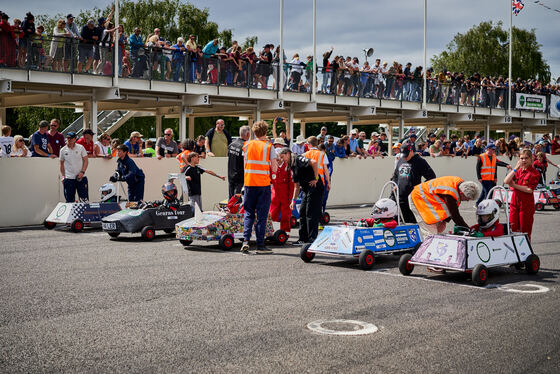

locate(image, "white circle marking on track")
[[497, 283, 550, 294], [307, 319, 378, 336]]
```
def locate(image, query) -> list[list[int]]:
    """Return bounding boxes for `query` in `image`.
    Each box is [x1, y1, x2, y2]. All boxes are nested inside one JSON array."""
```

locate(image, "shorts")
[[78, 44, 93, 63], [54, 47, 64, 61]]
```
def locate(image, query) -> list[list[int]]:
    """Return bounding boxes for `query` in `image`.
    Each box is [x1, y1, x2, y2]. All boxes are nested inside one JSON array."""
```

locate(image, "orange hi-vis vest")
[[243, 139, 272, 187], [177, 149, 190, 170], [304, 148, 325, 181], [411, 176, 463, 225], [479, 153, 497, 181]]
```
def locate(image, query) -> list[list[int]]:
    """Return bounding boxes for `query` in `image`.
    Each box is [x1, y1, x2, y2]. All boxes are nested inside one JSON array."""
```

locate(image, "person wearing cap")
[[348, 129, 359, 156], [317, 126, 328, 139], [63, 14, 80, 71], [124, 131, 144, 158], [391, 141, 436, 223], [30, 120, 56, 158], [112, 144, 145, 202], [475, 143, 512, 206], [77, 129, 95, 157], [426, 132, 436, 147], [292, 135, 307, 155], [59, 132, 89, 202], [77, 19, 97, 73], [0, 12, 17, 67], [378, 132, 388, 155]]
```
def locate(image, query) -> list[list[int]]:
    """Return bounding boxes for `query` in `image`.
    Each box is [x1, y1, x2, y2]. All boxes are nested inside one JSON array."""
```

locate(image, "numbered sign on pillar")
[[504, 116, 512, 124], [0, 80, 13, 93]]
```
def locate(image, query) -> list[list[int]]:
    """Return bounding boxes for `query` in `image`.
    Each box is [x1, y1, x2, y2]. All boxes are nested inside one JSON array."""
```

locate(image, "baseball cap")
[[130, 131, 143, 138], [350, 129, 358, 134], [371, 132, 379, 137], [392, 142, 402, 149], [296, 135, 306, 144], [409, 133, 417, 139], [321, 126, 327, 131], [486, 143, 496, 149], [87, 19, 95, 25], [66, 14, 74, 19], [273, 137, 285, 145], [66, 131, 77, 138], [428, 132, 435, 138]]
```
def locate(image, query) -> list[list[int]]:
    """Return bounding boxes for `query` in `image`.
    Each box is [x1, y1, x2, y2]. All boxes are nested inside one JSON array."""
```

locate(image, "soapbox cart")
[[492, 185, 560, 211], [299, 182, 422, 270], [398, 186, 541, 286]]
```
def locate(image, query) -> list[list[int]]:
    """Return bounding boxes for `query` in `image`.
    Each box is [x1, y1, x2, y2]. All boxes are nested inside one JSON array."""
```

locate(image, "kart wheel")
[[71, 219, 84, 233], [553, 203, 560, 210], [300, 243, 315, 263], [141, 226, 156, 241], [108, 232, 120, 238], [399, 253, 414, 275], [219, 234, 235, 250], [320, 212, 331, 225], [359, 250, 375, 270], [43, 221, 56, 230], [472, 264, 489, 286], [290, 216, 298, 228], [180, 238, 193, 247], [525, 254, 540, 274], [273, 230, 288, 245], [535, 202, 544, 211], [163, 228, 174, 234]]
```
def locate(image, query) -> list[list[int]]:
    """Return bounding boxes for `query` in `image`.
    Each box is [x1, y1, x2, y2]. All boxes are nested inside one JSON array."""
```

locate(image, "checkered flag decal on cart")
[[70, 203, 87, 221]]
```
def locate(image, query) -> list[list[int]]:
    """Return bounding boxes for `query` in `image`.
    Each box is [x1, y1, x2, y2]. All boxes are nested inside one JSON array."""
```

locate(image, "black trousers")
[[399, 196, 417, 224], [298, 179, 324, 243], [228, 181, 243, 200], [477, 180, 496, 206]]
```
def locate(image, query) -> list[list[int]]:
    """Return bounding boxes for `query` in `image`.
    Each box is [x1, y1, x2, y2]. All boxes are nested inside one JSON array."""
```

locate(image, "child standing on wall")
[[184, 152, 226, 211]]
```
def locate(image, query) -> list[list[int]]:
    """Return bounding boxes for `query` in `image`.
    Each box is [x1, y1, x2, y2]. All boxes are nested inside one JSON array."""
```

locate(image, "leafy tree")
[[241, 36, 258, 50], [431, 21, 550, 82], [7, 107, 81, 137]]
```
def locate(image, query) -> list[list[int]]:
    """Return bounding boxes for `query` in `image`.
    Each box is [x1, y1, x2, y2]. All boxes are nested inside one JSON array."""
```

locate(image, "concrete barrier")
[[1, 155, 559, 227]]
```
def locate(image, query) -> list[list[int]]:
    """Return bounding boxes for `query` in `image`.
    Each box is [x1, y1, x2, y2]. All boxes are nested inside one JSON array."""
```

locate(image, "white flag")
[[551, 94, 560, 118]]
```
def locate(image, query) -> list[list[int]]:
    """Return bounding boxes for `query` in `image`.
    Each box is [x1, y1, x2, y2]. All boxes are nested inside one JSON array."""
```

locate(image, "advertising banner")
[[550, 94, 560, 118], [515, 93, 546, 111]]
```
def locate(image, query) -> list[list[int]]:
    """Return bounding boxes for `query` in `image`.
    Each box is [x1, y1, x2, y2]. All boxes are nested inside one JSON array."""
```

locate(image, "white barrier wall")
[[1, 155, 559, 227]]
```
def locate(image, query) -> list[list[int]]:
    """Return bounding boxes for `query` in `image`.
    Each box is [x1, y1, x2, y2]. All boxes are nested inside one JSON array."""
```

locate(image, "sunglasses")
[[164, 133, 172, 136]]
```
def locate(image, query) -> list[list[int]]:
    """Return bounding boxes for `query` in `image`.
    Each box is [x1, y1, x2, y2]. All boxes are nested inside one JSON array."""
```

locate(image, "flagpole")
[[279, 0, 284, 100], [312, 0, 317, 102], [508, 0, 513, 113], [422, 0, 427, 108]]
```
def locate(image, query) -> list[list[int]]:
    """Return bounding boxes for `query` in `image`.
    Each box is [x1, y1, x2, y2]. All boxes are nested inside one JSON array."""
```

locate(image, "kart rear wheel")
[[535, 202, 544, 211], [399, 253, 414, 275], [320, 212, 331, 225], [141, 226, 156, 241], [180, 238, 193, 247], [43, 220, 56, 230], [359, 250, 375, 270], [290, 216, 298, 228], [219, 234, 235, 250], [553, 203, 560, 210], [472, 264, 489, 286], [273, 230, 288, 245], [525, 254, 540, 274], [163, 228, 174, 234], [300, 243, 315, 263], [108, 232, 120, 238], [71, 219, 84, 233]]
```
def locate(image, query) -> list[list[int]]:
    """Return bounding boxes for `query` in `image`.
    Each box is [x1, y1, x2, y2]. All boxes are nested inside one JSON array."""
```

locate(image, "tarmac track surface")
[[0, 206, 559, 373]]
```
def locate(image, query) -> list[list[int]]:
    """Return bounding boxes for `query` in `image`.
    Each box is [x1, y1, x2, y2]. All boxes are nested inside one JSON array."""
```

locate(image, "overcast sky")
[[4, 0, 559, 79]]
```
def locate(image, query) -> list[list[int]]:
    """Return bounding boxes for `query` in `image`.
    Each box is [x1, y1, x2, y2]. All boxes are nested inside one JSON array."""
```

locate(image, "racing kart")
[[176, 196, 288, 250], [299, 182, 422, 270], [492, 185, 560, 211], [43, 183, 125, 232], [399, 186, 540, 286]]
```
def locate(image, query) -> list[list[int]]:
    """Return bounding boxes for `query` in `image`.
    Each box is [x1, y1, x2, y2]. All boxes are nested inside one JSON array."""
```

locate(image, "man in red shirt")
[[47, 118, 66, 157], [77, 129, 95, 157], [551, 135, 560, 155]]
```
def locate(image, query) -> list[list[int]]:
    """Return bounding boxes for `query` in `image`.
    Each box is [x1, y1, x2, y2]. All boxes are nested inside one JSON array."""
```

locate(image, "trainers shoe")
[[240, 242, 250, 254], [256, 246, 273, 254]]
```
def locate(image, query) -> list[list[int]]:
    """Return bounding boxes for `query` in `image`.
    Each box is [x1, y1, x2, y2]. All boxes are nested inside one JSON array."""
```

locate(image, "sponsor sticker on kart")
[[102, 222, 117, 230]]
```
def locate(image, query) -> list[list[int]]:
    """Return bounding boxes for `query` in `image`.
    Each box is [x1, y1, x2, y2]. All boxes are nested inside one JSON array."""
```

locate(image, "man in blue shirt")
[[110, 144, 145, 202], [123, 131, 144, 157], [31, 121, 56, 158], [201, 39, 219, 82], [128, 28, 145, 77], [349, 129, 359, 155]]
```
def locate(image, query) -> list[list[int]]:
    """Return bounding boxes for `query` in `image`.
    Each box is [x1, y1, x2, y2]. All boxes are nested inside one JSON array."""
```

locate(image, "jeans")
[[243, 186, 272, 246], [403, 81, 412, 101], [172, 59, 184, 81], [321, 71, 331, 92], [63, 177, 89, 203]]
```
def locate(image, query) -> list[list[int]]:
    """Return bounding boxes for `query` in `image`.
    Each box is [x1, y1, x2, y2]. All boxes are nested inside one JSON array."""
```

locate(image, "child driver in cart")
[[470, 199, 505, 237], [356, 198, 398, 229]]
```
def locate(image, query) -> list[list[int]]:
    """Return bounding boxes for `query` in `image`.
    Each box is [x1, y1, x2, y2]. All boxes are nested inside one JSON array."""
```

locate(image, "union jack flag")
[[512, 0, 525, 15]]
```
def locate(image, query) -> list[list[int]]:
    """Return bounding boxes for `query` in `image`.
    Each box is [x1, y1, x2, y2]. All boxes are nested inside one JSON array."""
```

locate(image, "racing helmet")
[[476, 199, 500, 229], [371, 198, 398, 219], [162, 182, 178, 202], [99, 183, 116, 202]]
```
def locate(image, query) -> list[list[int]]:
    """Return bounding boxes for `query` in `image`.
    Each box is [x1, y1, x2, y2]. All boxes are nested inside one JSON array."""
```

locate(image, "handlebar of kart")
[[380, 181, 402, 226], [486, 185, 511, 235]]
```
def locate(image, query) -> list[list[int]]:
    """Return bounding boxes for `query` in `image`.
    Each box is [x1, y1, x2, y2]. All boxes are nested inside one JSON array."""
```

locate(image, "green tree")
[[431, 21, 550, 82], [7, 107, 81, 137], [241, 36, 258, 50]]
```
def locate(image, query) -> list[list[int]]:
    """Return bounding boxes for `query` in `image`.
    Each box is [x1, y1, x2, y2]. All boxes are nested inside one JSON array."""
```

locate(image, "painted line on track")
[[307, 319, 378, 336]]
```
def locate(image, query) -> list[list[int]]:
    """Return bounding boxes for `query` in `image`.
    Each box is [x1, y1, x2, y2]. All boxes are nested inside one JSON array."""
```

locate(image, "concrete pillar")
[[90, 99, 98, 142], [387, 125, 393, 150], [346, 117, 353, 135], [0, 108, 6, 126], [552, 126, 557, 138], [288, 109, 294, 147], [300, 121, 306, 138], [155, 115, 163, 139], [255, 102, 261, 122], [179, 105, 187, 140], [398, 117, 404, 140], [485, 120, 490, 142], [445, 124, 451, 139], [188, 116, 195, 139]]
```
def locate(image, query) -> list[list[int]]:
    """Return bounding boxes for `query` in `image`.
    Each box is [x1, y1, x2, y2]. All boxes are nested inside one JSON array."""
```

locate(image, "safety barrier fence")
[[3, 37, 557, 115], [1, 155, 558, 227]]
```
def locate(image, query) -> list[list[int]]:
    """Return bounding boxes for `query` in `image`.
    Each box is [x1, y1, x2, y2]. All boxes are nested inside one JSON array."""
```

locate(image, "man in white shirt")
[[59, 132, 89, 202], [0, 125, 14, 158]]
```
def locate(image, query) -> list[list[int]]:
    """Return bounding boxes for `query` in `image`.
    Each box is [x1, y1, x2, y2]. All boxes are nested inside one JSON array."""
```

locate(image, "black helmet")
[[161, 182, 177, 202]]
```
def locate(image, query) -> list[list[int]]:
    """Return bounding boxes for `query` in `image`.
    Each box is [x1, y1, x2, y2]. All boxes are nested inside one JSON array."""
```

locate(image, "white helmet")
[[476, 199, 500, 229], [371, 198, 398, 219], [100, 183, 116, 202]]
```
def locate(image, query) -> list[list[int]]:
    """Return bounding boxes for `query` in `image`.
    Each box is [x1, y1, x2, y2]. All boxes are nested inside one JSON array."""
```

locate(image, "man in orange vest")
[[411, 176, 480, 233], [241, 121, 278, 254], [475, 143, 512, 206]]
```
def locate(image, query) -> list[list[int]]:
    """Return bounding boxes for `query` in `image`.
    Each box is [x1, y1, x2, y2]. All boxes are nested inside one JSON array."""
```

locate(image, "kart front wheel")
[[553, 203, 560, 210], [300, 243, 315, 263], [273, 230, 288, 245], [535, 202, 544, 211], [472, 264, 489, 286], [180, 238, 193, 247], [43, 221, 56, 230], [525, 254, 540, 274], [359, 250, 375, 270], [219, 234, 234, 250], [290, 216, 298, 228], [320, 212, 331, 225], [108, 232, 120, 238], [71, 219, 84, 233], [141, 226, 156, 241], [399, 253, 414, 275]]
